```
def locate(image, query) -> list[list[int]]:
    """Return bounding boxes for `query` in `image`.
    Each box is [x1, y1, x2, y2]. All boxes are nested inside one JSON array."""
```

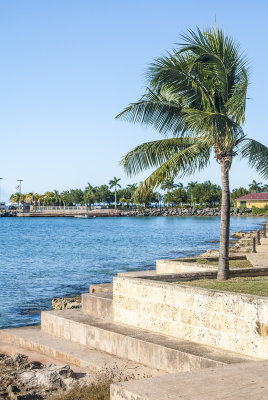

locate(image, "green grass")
[[195, 258, 252, 268], [179, 276, 268, 297]]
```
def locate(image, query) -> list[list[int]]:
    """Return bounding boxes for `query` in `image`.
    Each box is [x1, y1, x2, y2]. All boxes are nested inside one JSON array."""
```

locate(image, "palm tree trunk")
[[115, 188, 117, 209], [217, 157, 232, 280]]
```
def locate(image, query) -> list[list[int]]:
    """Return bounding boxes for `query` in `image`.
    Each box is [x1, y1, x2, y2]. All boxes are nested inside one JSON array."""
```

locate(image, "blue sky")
[[0, 0, 267, 200]]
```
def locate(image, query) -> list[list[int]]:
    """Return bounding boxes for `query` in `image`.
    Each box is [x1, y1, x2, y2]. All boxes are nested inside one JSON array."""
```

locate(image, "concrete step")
[[110, 360, 268, 400], [41, 309, 256, 374], [0, 326, 162, 379], [82, 292, 113, 321], [89, 282, 113, 293]]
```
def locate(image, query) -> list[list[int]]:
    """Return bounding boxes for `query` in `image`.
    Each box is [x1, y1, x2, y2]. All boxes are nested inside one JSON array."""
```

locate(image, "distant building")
[[236, 193, 268, 208]]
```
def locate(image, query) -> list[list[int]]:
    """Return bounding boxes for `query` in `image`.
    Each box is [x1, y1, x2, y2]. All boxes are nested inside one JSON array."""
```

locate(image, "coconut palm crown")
[[116, 26, 268, 280]]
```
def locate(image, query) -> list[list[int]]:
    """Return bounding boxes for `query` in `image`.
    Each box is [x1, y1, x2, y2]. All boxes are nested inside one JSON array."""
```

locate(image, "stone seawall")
[[113, 276, 268, 359], [119, 207, 266, 217]]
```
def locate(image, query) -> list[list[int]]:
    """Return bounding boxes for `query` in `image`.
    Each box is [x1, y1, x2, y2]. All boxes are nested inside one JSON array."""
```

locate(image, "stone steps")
[[82, 292, 113, 321], [40, 309, 256, 374], [0, 325, 161, 379], [89, 282, 113, 293], [110, 360, 268, 400]]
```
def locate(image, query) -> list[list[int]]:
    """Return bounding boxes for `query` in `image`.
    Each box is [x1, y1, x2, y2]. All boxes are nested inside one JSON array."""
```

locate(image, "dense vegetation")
[[9, 179, 267, 208]]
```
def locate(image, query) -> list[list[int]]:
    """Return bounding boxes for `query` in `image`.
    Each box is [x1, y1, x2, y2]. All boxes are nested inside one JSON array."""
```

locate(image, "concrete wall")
[[156, 258, 216, 274], [113, 277, 268, 358]]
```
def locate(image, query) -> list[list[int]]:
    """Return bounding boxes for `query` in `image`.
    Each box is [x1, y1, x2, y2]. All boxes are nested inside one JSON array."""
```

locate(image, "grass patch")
[[50, 373, 113, 400], [50, 370, 142, 400], [195, 258, 252, 269], [179, 276, 268, 297]]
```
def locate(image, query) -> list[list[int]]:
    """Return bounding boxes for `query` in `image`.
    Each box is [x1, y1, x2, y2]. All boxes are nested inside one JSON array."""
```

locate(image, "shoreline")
[[1, 207, 268, 218], [1, 217, 265, 330], [51, 223, 266, 311]]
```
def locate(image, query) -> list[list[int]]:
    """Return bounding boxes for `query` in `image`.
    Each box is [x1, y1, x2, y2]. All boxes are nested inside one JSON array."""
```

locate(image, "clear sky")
[[0, 0, 267, 200]]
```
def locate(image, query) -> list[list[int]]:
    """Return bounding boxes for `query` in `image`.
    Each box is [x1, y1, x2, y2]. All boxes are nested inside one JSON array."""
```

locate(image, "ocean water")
[[0, 216, 265, 328]]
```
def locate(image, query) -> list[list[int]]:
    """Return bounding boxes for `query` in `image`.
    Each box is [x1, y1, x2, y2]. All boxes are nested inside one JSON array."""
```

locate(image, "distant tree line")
[[9, 179, 268, 208]]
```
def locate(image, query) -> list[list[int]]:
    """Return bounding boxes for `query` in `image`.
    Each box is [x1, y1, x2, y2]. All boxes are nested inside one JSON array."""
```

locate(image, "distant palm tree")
[[116, 26, 268, 280], [126, 183, 138, 203], [187, 181, 198, 206], [25, 192, 34, 205], [53, 190, 61, 206], [109, 177, 121, 209], [127, 183, 138, 193], [10, 193, 20, 206], [248, 180, 263, 193], [161, 179, 177, 192], [33, 193, 41, 207]]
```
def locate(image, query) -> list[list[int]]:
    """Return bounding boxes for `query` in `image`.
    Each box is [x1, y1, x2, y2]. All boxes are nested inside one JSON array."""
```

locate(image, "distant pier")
[[0, 206, 120, 218]]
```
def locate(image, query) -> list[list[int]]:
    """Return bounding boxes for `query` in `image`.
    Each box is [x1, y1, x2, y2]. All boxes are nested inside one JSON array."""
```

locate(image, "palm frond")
[[239, 139, 268, 179], [115, 88, 186, 136], [148, 52, 214, 111], [125, 140, 211, 199], [225, 68, 248, 124], [120, 137, 206, 175]]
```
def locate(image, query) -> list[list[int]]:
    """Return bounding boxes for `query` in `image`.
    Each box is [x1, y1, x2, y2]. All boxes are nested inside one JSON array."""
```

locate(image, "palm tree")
[[33, 193, 41, 207], [161, 179, 177, 192], [53, 190, 61, 206], [127, 183, 138, 194], [248, 180, 262, 193], [187, 181, 198, 206], [116, 26, 268, 280], [109, 177, 121, 209], [25, 192, 34, 205], [10, 193, 20, 206]]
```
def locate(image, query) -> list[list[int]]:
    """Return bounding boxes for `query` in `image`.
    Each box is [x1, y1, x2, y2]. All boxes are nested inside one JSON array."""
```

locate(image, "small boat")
[[74, 214, 90, 219]]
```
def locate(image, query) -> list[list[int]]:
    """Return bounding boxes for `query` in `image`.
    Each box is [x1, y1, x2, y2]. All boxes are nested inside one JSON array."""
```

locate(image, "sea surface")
[[0, 216, 265, 329]]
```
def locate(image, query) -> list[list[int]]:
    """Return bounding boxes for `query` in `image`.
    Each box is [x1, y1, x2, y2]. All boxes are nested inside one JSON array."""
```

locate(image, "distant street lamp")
[[0, 178, 3, 203], [17, 179, 23, 208]]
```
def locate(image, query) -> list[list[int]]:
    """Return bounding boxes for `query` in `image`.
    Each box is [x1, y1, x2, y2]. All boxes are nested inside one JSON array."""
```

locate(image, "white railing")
[[32, 206, 90, 211]]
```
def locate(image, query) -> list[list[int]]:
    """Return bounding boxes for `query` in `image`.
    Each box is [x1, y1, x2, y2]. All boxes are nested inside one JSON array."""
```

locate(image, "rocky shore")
[[0, 353, 79, 400], [119, 207, 267, 217]]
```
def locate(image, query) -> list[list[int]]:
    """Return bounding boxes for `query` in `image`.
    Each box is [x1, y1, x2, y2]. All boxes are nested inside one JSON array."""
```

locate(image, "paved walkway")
[[248, 236, 268, 268]]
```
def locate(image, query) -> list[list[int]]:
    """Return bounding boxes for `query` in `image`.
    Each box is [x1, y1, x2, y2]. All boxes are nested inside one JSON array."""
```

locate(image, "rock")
[[0, 354, 79, 400], [119, 207, 254, 218], [52, 296, 81, 310], [20, 365, 75, 391]]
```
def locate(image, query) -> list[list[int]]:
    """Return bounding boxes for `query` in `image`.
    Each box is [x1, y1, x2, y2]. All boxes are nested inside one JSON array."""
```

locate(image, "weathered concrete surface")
[[40, 309, 255, 374], [0, 326, 162, 379], [0, 340, 86, 374], [89, 282, 113, 293], [82, 292, 113, 321], [156, 258, 218, 274], [111, 360, 268, 400], [117, 270, 157, 278], [113, 276, 268, 358]]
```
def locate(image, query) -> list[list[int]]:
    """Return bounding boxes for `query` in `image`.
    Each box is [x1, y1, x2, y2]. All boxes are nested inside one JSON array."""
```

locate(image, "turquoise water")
[[0, 216, 265, 328]]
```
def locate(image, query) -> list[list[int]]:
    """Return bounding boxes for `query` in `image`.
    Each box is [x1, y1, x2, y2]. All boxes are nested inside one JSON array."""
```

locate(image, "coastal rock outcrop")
[[51, 296, 81, 310], [0, 353, 77, 399]]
